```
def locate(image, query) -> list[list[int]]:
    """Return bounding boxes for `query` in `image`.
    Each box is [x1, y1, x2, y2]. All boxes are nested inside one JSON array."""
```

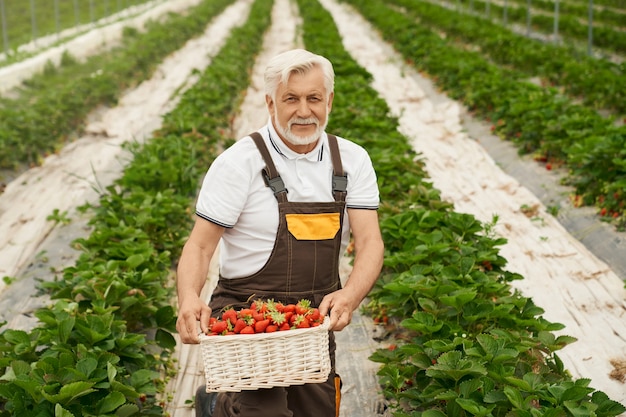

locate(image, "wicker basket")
[[198, 318, 331, 392]]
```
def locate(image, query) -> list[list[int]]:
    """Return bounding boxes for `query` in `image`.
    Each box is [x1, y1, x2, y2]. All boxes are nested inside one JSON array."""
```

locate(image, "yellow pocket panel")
[[286, 213, 340, 240]]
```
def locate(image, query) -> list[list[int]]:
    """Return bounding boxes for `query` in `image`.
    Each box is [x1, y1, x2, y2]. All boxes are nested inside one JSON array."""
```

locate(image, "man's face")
[[266, 66, 334, 152]]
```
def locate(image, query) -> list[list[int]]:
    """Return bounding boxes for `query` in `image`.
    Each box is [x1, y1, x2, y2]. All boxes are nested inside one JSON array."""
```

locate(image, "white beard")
[[275, 115, 328, 146]]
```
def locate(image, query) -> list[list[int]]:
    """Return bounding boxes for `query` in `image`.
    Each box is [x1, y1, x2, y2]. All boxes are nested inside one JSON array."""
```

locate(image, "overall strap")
[[327, 134, 348, 202], [250, 132, 288, 203]]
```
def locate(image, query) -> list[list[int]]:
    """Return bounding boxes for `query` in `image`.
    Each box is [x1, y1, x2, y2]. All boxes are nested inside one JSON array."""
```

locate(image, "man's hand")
[[176, 296, 212, 344], [319, 289, 358, 331]]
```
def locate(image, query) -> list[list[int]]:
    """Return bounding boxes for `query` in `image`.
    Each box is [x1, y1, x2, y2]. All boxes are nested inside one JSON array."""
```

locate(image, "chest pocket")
[[286, 213, 340, 240]]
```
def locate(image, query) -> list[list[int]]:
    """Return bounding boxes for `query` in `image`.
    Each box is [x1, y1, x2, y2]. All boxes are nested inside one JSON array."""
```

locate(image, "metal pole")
[[54, 0, 60, 40], [553, 0, 559, 42], [74, 0, 80, 26], [526, 0, 531, 36], [587, 0, 593, 56], [30, 0, 36, 43], [0, 0, 8, 53]]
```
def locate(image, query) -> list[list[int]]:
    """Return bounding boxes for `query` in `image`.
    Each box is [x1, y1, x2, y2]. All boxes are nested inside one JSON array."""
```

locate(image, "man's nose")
[[297, 100, 311, 117]]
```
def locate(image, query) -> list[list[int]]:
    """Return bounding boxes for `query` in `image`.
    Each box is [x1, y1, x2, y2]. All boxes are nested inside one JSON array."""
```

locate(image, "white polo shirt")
[[196, 121, 379, 278]]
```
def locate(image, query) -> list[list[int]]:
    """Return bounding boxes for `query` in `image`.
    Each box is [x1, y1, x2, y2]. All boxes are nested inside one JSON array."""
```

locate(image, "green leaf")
[[155, 328, 176, 349], [115, 403, 140, 417], [401, 312, 443, 334], [426, 351, 487, 381], [504, 385, 526, 410], [422, 410, 448, 417], [76, 357, 98, 379], [41, 381, 96, 404], [96, 391, 127, 414], [125, 254, 145, 269], [55, 403, 75, 417], [155, 305, 176, 328], [455, 398, 483, 415]]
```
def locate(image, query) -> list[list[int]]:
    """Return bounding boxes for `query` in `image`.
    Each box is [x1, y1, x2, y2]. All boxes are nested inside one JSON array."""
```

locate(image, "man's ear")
[[265, 94, 275, 116], [327, 91, 334, 113]]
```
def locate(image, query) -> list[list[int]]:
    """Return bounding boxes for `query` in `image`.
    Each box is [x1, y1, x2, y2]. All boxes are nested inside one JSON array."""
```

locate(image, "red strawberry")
[[210, 320, 228, 335], [240, 326, 255, 334], [283, 311, 294, 324], [283, 304, 296, 313], [254, 319, 270, 333], [293, 314, 310, 328], [308, 308, 320, 322], [295, 299, 311, 315], [233, 318, 247, 334], [222, 308, 238, 326], [265, 324, 278, 333], [279, 322, 291, 331], [268, 311, 286, 326]]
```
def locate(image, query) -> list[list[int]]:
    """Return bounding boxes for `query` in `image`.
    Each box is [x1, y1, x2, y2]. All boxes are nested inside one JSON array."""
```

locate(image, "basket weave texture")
[[199, 318, 331, 392]]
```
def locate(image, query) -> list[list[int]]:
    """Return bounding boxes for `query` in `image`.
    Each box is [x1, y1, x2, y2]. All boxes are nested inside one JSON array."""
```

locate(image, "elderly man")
[[176, 48, 384, 417]]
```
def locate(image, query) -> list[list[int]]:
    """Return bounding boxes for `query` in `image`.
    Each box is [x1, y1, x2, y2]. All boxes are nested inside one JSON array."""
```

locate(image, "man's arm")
[[176, 218, 225, 344], [319, 208, 384, 331]]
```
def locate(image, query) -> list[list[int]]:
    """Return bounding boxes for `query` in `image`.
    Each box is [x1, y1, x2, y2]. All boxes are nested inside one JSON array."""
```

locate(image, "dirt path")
[[0, 0, 624, 415]]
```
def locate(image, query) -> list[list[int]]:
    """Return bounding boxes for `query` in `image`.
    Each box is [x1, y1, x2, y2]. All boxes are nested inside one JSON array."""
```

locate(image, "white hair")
[[264, 49, 335, 100]]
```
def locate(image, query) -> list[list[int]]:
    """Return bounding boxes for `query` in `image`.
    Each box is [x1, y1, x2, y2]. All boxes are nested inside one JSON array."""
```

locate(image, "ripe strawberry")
[[279, 322, 291, 331], [308, 308, 320, 322], [283, 311, 294, 324], [253, 312, 265, 322], [254, 319, 270, 333], [233, 318, 247, 334], [283, 304, 296, 313], [250, 300, 267, 314], [292, 314, 310, 328], [222, 308, 238, 326], [240, 326, 255, 334], [295, 299, 311, 315], [210, 320, 228, 335], [239, 308, 254, 319], [268, 311, 286, 326], [265, 324, 278, 333]]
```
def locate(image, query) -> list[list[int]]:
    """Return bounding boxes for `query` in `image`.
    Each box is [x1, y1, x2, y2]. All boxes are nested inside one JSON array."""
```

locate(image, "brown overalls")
[[208, 132, 347, 417]]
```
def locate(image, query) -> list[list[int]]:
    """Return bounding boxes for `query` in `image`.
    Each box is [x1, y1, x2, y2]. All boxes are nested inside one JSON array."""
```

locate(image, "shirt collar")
[[266, 119, 325, 162]]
